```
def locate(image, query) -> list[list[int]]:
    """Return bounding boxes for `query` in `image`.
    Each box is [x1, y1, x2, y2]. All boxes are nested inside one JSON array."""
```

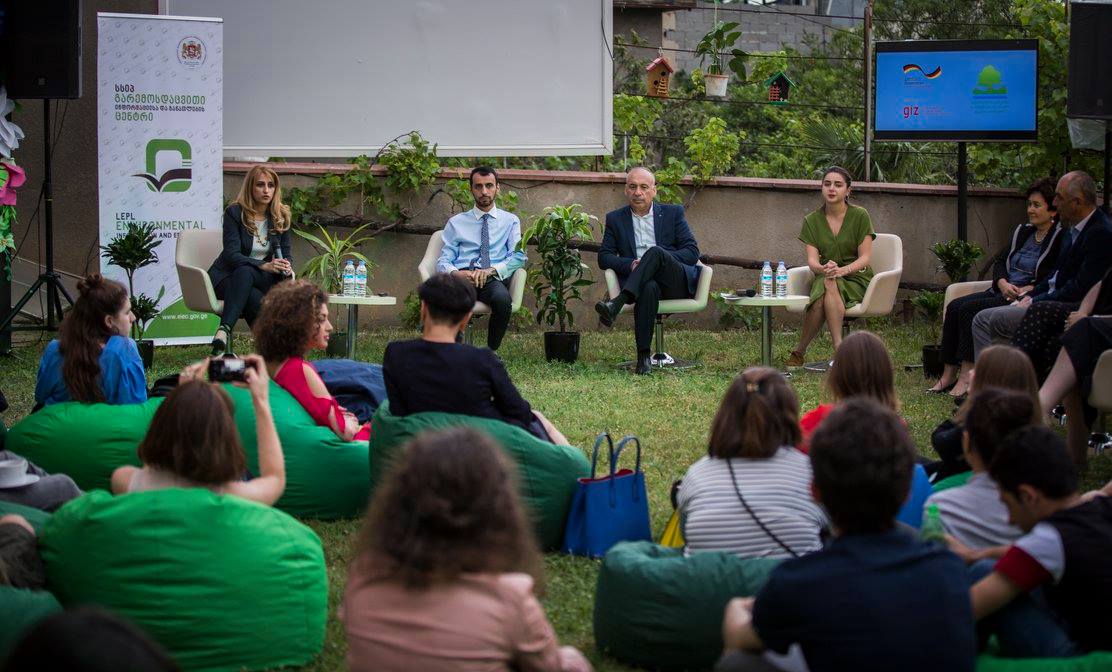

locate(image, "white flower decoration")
[[0, 87, 26, 159]]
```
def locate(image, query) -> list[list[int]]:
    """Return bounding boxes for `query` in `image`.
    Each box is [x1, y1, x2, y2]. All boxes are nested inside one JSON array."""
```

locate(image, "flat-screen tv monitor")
[[874, 39, 1039, 142]]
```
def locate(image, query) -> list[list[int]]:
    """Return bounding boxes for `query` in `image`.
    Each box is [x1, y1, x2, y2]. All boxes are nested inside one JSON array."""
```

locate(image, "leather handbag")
[[562, 433, 652, 558]]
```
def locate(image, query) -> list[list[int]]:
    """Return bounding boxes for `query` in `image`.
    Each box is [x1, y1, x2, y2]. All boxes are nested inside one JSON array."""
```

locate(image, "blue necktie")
[[478, 213, 491, 269]]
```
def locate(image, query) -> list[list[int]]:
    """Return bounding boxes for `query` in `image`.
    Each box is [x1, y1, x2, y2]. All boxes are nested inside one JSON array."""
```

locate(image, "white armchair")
[[943, 281, 993, 320], [603, 261, 714, 369], [417, 230, 527, 343]]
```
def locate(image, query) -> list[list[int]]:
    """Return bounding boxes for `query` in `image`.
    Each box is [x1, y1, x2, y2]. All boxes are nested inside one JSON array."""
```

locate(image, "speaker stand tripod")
[[1, 102, 74, 337]]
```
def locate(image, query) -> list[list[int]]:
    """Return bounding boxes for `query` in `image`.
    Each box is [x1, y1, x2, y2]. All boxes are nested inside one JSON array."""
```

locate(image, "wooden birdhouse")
[[645, 57, 674, 99], [764, 71, 795, 105]]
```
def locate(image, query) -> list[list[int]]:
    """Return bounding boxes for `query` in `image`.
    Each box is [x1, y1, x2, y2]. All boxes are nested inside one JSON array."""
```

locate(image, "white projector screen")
[[162, 0, 613, 157]]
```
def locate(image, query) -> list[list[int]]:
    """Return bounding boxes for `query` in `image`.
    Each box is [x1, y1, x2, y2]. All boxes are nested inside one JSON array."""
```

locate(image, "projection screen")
[[162, 0, 613, 157]]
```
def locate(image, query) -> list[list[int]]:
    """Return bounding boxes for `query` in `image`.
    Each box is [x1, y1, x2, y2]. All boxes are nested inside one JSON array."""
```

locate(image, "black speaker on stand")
[[0, 0, 83, 347], [1067, 0, 1112, 213]]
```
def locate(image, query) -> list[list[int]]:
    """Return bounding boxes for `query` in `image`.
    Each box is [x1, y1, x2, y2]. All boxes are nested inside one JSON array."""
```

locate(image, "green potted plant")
[[101, 222, 162, 369], [910, 290, 946, 378], [518, 204, 596, 363], [294, 223, 375, 356], [930, 239, 984, 283], [694, 20, 746, 97]]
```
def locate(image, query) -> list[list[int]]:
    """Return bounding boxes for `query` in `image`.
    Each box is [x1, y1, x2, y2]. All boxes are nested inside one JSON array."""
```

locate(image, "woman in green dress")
[[787, 167, 875, 366]]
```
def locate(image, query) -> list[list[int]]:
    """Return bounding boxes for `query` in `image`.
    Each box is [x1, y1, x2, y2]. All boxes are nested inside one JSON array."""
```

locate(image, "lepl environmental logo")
[[177, 35, 207, 68], [133, 139, 192, 193], [972, 65, 1007, 95]]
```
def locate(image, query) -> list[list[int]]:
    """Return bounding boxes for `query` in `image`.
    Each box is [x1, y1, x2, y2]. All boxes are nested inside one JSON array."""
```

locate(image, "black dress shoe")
[[595, 299, 623, 328], [635, 354, 653, 375]]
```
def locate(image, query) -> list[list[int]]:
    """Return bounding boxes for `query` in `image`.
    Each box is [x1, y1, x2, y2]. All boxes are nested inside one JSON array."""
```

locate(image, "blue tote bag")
[[562, 433, 652, 558]]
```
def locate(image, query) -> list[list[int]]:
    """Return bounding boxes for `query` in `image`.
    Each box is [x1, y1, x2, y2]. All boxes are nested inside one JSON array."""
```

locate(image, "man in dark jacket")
[[595, 168, 701, 374]]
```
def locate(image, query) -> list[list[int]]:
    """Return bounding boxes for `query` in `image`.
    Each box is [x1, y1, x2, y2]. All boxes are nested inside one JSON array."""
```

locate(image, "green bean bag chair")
[[39, 488, 326, 672], [976, 652, 1112, 671], [0, 586, 62, 662], [934, 470, 974, 493], [594, 541, 782, 671], [368, 401, 590, 550], [6, 382, 369, 519]]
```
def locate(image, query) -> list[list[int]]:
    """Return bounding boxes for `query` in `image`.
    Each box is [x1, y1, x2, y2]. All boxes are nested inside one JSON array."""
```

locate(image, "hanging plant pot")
[[704, 73, 729, 97], [136, 339, 155, 370], [326, 331, 348, 358], [921, 344, 944, 379], [544, 331, 580, 364]]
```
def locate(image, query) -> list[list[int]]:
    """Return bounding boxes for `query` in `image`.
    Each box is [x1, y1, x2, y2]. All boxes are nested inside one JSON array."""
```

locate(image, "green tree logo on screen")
[[973, 66, 1008, 95], [133, 139, 192, 193]]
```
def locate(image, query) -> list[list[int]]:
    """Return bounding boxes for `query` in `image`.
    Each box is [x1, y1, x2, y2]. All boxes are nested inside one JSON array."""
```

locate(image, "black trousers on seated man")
[[619, 246, 692, 353], [476, 276, 512, 350]]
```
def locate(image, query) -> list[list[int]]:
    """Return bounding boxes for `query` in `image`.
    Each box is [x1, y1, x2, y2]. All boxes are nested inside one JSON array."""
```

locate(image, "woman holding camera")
[[110, 355, 286, 507], [787, 167, 875, 367], [35, 274, 147, 407], [207, 165, 294, 357], [254, 280, 370, 442]]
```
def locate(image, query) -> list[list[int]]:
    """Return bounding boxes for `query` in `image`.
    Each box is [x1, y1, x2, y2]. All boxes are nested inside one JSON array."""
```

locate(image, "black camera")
[[208, 357, 248, 383]]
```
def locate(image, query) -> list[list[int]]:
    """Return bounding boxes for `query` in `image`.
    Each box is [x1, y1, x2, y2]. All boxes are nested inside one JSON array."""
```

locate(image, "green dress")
[[799, 204, 875, 309]]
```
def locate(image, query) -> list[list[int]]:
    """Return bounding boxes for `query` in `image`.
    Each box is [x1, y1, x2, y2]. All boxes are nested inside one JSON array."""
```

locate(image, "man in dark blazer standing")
[[596, 167, 701, 374]]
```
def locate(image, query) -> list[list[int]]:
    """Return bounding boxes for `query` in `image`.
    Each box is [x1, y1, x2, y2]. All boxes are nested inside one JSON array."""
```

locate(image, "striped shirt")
[[677, 449, 828, 559]]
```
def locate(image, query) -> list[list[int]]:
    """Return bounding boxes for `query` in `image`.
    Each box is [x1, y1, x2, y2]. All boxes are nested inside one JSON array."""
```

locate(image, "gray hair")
[[1065, 171, 1097, 206]]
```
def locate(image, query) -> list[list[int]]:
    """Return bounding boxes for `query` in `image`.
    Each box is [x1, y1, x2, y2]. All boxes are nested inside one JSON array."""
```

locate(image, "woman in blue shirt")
[[35, 274, 147, 407]]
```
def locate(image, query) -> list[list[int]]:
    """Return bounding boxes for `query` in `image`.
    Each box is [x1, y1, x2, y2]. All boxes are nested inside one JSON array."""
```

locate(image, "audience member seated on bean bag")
[[926, 345, 1042, 481], [369, 401, 589, 550], [34, 274, 147, 408], [925, 390, 1035, 558], [798, 331, 900, 454], [39, 488, 327, 672], [4, 607, 178, 672], [0, 514, 61, 662], [8, 375, 370, 520], [719, 400, 976, 672], [111, 357, 286, 507], [343, 428, 591, 672], [254, 280, 370, 441], [593, 541, 781, 672], [0, 449, 81, 512], [383, 273, 569, 445], [677, 368, 827, 559]]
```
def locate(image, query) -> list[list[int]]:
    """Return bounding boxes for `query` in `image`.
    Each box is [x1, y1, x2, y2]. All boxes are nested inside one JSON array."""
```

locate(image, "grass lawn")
[[2, 319, 1109, 671]]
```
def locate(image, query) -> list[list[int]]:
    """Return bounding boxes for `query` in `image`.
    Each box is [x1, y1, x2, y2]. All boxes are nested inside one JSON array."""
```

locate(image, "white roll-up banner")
[[97, 12, 222, 345]]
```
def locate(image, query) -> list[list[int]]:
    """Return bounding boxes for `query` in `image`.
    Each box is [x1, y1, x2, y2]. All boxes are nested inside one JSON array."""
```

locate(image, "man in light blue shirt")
[[436, 166, 526, 350]]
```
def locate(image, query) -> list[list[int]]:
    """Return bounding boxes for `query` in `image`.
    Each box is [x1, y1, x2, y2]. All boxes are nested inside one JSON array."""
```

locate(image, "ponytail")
[[708, 368, 801, 458]]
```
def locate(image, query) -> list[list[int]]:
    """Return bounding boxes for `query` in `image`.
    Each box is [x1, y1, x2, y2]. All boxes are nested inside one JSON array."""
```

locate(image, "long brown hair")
[[137, 380, 246, 485], [708, 367, 800, 459], [827, 331, 899, 412], [820, 165, 853, 211], [233, 164, 291, 236], [253, 280, 328, 363], [58, 274, 129, 403], [954, 345, 1041, 423], [352, 428, 543, 591]]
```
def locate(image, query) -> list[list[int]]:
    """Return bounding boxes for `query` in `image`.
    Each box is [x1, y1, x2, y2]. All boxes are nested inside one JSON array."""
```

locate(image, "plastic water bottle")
[[342, 259, 356, 296], [355, 260, 367, 297], [775, 261, 788, 298], [760, 261, 773, 298], [921, 504, 946, 542]]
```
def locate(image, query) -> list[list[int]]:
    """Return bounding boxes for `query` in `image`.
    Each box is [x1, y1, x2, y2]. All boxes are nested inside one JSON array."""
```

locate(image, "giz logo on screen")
[[177, 36, 206, 68], [133, 139, 192, 193]]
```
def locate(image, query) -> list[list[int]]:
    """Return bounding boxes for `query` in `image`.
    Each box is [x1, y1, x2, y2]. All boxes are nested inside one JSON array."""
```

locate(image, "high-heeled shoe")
[[210, 327, 229, 357], [925, 381, 956, 394]]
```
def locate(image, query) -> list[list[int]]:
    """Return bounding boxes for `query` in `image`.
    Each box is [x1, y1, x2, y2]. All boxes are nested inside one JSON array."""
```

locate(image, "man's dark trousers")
[[476, 276, 511, 350], [621, 246, 690, 353]]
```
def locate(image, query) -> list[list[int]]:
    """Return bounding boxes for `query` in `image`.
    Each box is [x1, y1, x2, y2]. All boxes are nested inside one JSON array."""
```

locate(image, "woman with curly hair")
[[253, 280, 369, 441], [206, 165, 294, 356], [341, 427, 591, 672], [35, 273, 146, 407]]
